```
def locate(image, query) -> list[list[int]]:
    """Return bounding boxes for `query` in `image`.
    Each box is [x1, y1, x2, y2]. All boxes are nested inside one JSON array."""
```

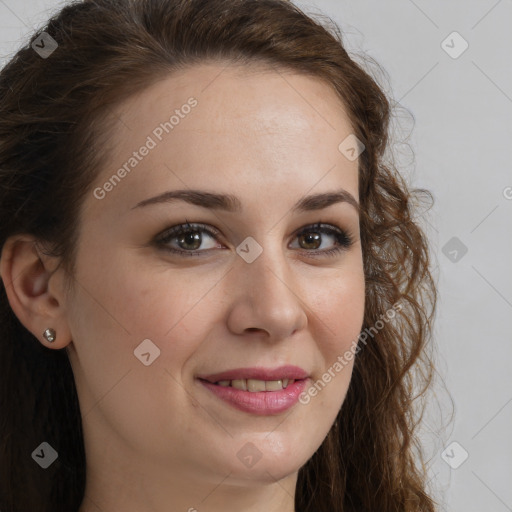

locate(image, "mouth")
[[195, 365, 310, 415], [198, 377, 303, 392], [196, 365, 309, 387]]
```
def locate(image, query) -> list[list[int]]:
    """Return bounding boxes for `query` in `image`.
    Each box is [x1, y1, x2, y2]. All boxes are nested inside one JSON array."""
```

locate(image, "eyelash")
[[155, 221, 354, 258]]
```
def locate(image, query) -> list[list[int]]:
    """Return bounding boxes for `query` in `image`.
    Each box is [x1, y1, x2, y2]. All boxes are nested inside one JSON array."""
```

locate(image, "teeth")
[[231, 379, 247, 390], [247, 379, 267, 392], [214, 378, 295, 391]]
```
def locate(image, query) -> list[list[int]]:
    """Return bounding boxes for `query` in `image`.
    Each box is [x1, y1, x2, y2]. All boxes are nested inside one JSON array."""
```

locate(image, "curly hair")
[[0, 0, 438, 510]]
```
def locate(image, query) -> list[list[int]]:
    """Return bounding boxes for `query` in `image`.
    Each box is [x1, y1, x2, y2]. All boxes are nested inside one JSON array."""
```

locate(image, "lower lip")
[[198, 378, 308, 415]]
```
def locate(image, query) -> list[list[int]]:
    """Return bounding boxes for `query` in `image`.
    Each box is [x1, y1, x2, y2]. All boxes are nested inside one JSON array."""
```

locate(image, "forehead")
[[87, 62, 359, 218], [116, 61, 351, 127]]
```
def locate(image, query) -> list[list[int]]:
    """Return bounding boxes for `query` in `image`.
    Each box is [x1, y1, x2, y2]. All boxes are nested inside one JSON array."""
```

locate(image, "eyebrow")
[[131, 188, 360, 215]]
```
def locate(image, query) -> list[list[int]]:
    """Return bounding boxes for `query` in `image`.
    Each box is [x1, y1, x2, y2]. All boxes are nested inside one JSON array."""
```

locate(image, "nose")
[[225, 243, 308, 341]]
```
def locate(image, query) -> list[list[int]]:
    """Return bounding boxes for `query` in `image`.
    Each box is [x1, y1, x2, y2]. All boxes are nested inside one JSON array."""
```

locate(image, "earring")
[[43, 328, 56, 343]]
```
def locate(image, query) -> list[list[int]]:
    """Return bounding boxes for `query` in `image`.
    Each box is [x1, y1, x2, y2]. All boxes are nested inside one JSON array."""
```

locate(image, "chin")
[[218, 449, 304, 485], [224, 463, 300, 486]]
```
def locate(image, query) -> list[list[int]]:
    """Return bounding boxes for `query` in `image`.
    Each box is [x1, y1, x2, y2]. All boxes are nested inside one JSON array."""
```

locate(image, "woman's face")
[[63, 63, 365, 507]]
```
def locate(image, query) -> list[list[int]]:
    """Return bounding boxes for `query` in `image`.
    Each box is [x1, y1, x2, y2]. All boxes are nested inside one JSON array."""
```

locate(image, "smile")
[[197, 377, 309, 415], [212, 378, 296, 391]]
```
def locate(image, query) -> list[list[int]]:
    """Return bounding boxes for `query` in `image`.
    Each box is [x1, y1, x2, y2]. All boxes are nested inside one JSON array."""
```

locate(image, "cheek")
[[310, 267, 365, 355], [71, 247, 197, 340], [65, 258, 202, 444], [300, 270, 364, 414]]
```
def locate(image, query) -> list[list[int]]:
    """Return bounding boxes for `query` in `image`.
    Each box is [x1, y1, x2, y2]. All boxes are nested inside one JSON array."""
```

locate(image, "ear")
[[0, 234, 73, 349]]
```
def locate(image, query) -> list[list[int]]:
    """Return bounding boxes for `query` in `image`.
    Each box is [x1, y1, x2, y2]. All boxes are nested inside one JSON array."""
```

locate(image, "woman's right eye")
[[155, 222, 223, 257]]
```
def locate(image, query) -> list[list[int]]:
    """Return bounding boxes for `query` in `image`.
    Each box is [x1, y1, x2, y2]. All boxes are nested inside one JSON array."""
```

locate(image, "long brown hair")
[[0, 0, 438, 510]]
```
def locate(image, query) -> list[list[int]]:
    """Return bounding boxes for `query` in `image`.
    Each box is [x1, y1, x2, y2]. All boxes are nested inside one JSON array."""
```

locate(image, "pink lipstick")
[[196, 365, 309, 415]]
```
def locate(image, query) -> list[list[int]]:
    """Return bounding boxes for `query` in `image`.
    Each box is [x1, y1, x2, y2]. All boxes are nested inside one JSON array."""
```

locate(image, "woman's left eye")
[[155, 221, 354, 257]]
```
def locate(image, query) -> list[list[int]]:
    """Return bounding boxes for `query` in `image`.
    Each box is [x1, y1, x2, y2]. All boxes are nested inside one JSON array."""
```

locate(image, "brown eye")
[[155, 222, 223, 256], [292, 223, 353, 256], [298, 231, 321, 250]]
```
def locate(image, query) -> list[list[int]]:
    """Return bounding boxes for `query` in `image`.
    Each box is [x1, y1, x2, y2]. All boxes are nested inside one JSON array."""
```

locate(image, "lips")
[[198, 376, 309, 415], [196, 365, 309, 383]]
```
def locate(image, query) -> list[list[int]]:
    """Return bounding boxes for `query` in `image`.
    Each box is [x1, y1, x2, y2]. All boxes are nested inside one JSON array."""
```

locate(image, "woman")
[[0, 0, 437, 510]]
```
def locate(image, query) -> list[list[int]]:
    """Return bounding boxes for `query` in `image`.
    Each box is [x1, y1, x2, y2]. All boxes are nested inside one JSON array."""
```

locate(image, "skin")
[[1, 62, 365, 512]]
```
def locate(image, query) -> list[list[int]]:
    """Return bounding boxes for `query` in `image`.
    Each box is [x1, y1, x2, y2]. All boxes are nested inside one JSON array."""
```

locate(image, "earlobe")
[[0, 235, 72, 349]]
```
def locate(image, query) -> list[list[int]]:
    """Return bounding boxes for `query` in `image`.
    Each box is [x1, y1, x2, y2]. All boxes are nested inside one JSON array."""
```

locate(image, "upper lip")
[[197, 365, 309, 383]]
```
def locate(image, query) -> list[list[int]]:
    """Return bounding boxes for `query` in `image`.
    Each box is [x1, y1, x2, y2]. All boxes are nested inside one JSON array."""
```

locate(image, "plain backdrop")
[[1, 1, 511, 511]]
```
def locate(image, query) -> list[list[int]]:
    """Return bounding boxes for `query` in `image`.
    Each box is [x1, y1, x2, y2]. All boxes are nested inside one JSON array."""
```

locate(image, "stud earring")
[[43, 328, 56, 343]]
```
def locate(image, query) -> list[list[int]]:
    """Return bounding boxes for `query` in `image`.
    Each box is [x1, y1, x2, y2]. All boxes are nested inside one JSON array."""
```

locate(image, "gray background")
[[1, 0, 511, 510]]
